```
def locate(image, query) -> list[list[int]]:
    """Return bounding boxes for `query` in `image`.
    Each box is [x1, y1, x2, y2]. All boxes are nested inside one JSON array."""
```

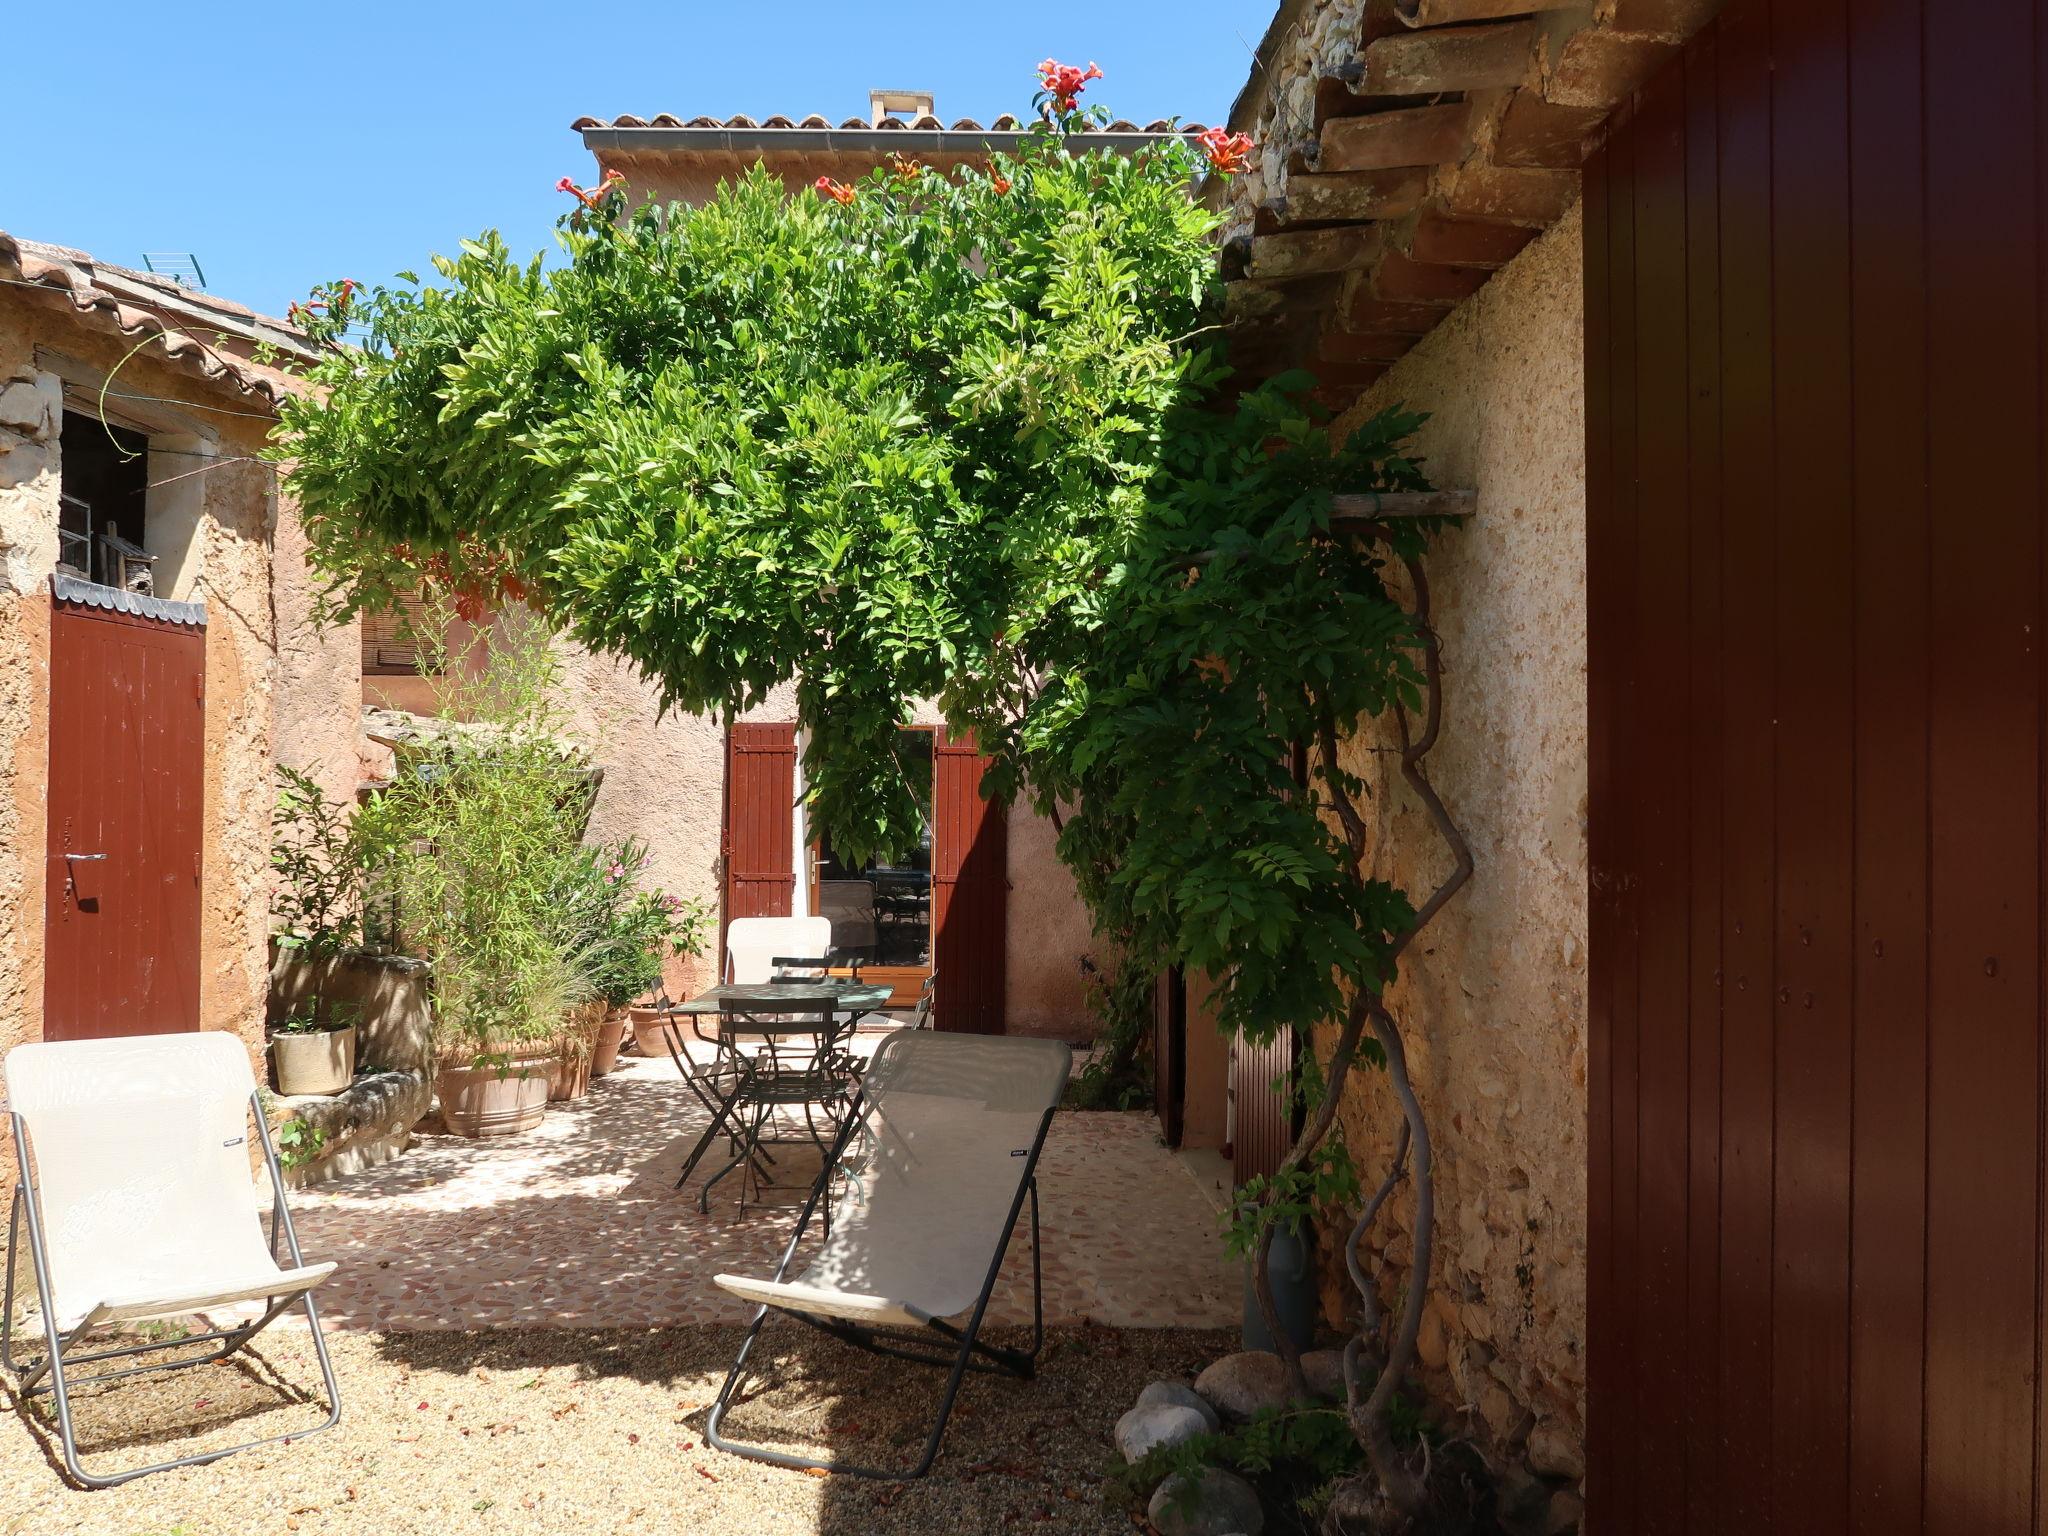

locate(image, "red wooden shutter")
[[721, 723, 797, 956], [932, 730, 1007, 1034]]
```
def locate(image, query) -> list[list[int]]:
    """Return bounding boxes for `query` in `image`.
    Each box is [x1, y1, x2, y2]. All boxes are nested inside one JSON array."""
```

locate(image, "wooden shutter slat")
[[721, 723, 798, 964]]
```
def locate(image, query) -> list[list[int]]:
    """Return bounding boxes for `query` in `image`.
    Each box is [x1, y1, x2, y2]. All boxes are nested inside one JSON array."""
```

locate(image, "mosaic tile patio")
[[286, 1045, 1238, 1333]]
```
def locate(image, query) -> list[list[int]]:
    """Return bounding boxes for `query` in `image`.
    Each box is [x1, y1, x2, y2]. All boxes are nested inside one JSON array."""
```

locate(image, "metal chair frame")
[[1, 1094, 342, 1488], [704, 1069, 1054, 1480]]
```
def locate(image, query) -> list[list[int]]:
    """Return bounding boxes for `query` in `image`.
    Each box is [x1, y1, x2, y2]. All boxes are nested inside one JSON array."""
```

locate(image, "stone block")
[[1320, 102, 1479, 173]]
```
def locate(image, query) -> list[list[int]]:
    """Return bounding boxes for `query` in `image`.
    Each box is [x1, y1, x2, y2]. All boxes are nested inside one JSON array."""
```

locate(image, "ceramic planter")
[[435, 1044, 552, 1137], [271, 1024, 356, 1097], [590, 1010, 628, 1077]]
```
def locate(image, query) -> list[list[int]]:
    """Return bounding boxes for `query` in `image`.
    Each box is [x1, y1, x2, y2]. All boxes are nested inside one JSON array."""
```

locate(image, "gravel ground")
[[0, 1323, 1231, 1536]]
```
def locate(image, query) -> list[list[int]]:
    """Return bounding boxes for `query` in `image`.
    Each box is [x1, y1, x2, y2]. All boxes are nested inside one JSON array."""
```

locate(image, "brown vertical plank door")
[[1844, 0, 1930, 1530], [1232, 1026, 1298, 1186], [1155, 967, 1187, 1147], [931, 730, 1007, 1033], [1921, 0, 2043, 1529], [42, 601, 205, 1041], [721, 723, 797, 964], [1585, 0, 2048, 1529]]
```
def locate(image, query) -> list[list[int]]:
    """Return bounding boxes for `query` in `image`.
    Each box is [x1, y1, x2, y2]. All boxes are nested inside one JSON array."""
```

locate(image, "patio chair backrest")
[[4, 1032, 277, 1315], [726, 916, 833, 984], [807, 1029, 1070, 1321]]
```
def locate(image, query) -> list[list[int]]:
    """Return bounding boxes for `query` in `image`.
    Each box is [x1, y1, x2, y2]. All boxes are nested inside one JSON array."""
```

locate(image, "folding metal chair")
[[2, 1032, 341, 1487], [706, 1029, 1071, 1479]]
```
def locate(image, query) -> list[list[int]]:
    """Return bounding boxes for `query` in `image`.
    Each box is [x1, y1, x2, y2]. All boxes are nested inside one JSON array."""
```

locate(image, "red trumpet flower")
[[1195, 127, 1255, 176], [1035, 59, 1102, 113]]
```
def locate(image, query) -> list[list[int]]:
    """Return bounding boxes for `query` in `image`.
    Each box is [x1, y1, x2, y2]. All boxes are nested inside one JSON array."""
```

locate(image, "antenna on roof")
[[140, 252, 208, 290]]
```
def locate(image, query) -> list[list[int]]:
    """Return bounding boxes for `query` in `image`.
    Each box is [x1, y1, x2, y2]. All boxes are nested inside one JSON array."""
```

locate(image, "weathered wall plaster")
[[1319, 201, 1589, 1470], [0, 300, 283, 1193], [272, 497, 363, 812]]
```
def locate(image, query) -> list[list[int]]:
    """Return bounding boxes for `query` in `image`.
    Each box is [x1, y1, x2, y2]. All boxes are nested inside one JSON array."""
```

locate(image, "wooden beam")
[[1278, 168, 1431, 223], [1331, 489, 1478, 522]]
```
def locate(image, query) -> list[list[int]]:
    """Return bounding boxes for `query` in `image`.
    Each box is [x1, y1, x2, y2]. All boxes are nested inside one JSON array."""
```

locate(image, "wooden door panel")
[[932, 730, 1006, 1033], [43, 601, 205, 1040], [1585, 0, 2048, 1524]]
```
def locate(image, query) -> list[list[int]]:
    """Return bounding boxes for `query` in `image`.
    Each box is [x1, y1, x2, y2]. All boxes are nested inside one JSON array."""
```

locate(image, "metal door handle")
[[63, 852, 106, 861]]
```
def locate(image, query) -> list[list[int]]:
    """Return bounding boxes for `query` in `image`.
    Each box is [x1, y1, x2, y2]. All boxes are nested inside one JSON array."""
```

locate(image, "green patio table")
[[657, 979, 894, 1213]]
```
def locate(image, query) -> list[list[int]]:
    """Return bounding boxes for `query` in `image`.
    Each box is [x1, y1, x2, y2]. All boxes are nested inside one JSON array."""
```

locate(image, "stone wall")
[[272, 497, 363, 812], [0, 298, 282, 1187], [1318, 202, 1589, 1477]]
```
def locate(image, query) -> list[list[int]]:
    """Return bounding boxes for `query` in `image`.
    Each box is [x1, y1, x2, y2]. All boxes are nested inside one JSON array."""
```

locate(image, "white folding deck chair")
[[706, 1028, 1071, 1480], [2, 1032, 341, 1487], [725, 915, 834, 984]]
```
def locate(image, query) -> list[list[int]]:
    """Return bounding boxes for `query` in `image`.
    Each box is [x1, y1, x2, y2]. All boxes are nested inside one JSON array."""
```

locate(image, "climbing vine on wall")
[[274, 64, 1466, 1523]]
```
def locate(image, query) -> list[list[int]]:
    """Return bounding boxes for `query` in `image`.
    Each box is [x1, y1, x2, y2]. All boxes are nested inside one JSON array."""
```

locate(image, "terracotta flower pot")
[[435, 1044, 552, 1137], [590, 1010, 628, 1077], [546, 1002, 606, 1103], [629, 1006, 683, 1063], [271, 1024, 356, 1097]]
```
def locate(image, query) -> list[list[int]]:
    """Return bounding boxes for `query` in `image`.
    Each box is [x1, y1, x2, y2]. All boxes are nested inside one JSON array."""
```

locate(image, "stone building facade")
[[0, 234, 321, 1191]]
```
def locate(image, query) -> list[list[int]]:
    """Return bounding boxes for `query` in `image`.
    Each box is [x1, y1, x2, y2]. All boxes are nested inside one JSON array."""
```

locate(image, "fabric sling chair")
[[2, 1032, 341, 1487], [706, 1027, 1070, 1479]]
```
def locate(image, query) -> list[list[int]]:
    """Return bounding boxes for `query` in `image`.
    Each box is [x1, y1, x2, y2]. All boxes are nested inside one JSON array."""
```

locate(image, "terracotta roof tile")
[[0, 231, 316, 410], [574, 111, 1202, 136]]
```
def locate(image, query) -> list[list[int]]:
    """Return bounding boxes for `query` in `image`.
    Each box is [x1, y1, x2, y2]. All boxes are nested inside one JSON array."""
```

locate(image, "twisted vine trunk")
[[1246, 545, 1472, 1524]]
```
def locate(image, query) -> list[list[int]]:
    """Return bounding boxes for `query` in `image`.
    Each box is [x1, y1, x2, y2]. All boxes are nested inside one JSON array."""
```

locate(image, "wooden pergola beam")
[[1331, 490, 1478, 523]]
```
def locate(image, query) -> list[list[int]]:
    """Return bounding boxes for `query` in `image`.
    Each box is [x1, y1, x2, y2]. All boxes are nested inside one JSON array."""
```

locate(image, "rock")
[[1300, 1347, 1350, 1402], [1137, 1380, 1222, 1432], [1543, 1488, 1585, 1535], [0, 374, 59, 442], [1194, 1350, 1292, 1421], [1115, 1402, 1212, 1464], [1526, 1419, 1585, 1481], [1147, 1466, 1266, 1536]]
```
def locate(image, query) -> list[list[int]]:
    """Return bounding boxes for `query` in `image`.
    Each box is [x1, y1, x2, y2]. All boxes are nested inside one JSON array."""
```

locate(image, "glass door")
[[811, 728, 934, 1005]]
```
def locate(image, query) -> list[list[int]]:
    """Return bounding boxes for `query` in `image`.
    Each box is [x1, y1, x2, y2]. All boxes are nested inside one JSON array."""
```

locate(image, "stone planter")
[[629, 1006, 683, 1063], [435, 1044, 552, 1138], [590, 1010, 628, 1077], [270, 1024, 356, 1097]]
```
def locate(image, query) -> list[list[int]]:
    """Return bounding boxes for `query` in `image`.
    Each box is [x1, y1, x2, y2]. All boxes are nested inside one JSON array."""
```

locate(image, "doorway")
[[809, 727, 934, 1006], [43, 596, 206, 1040]]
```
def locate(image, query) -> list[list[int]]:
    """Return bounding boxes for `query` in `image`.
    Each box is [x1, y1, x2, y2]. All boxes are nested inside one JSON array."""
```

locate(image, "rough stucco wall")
[[1318, 201, 1589, 1467], [272, 497, 362, 811], [0, 300, 280, 1191]]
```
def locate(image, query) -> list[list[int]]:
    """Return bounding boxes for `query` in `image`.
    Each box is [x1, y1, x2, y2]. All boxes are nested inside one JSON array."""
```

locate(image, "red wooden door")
[[721, 723, 797, 960], [1232, 1027, 1298, 1185], [1586, 2, 2048, 1527], [931, 730, 1007, 1033], [1155, 967, 1186, 1147], [43, 599, 206, 1040]]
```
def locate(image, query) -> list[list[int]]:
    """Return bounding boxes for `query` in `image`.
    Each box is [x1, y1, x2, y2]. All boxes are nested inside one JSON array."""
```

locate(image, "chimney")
[[869, 88, 936, 125]]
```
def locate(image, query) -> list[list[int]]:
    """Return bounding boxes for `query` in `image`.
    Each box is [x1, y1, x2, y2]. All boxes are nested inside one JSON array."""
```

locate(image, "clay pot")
[[435, 1044, 552, 1137], [546, 1003, 605, 1104], [629, 1006, 684, 1063], [590, 1010, 628, 1077], [271, 1024, 356, 1097]]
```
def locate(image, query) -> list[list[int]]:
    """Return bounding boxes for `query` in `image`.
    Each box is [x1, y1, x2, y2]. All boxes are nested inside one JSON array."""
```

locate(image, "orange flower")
[[889, 154, 922, 182], [557, 169, 627, 210], [1195, 127, 1255, 176], [812, 176, 856, 206], [1035, 59, 1103, 113], [991, 172, 1013, 195]]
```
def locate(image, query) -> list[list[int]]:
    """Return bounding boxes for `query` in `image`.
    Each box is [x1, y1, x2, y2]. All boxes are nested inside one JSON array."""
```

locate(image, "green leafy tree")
[[275, 69, 1467, 1520]]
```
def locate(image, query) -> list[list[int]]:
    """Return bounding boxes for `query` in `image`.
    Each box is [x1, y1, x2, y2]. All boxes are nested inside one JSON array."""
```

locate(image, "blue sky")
[[3, 0, 1273, 321]]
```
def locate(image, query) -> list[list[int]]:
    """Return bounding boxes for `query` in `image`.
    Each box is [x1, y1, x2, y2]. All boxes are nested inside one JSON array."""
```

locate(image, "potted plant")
[[270, 766, 369, 1096], [270, 1001, 360, 1096], [354, 610, 598, 1137], [549, 838, 708, 1081]]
